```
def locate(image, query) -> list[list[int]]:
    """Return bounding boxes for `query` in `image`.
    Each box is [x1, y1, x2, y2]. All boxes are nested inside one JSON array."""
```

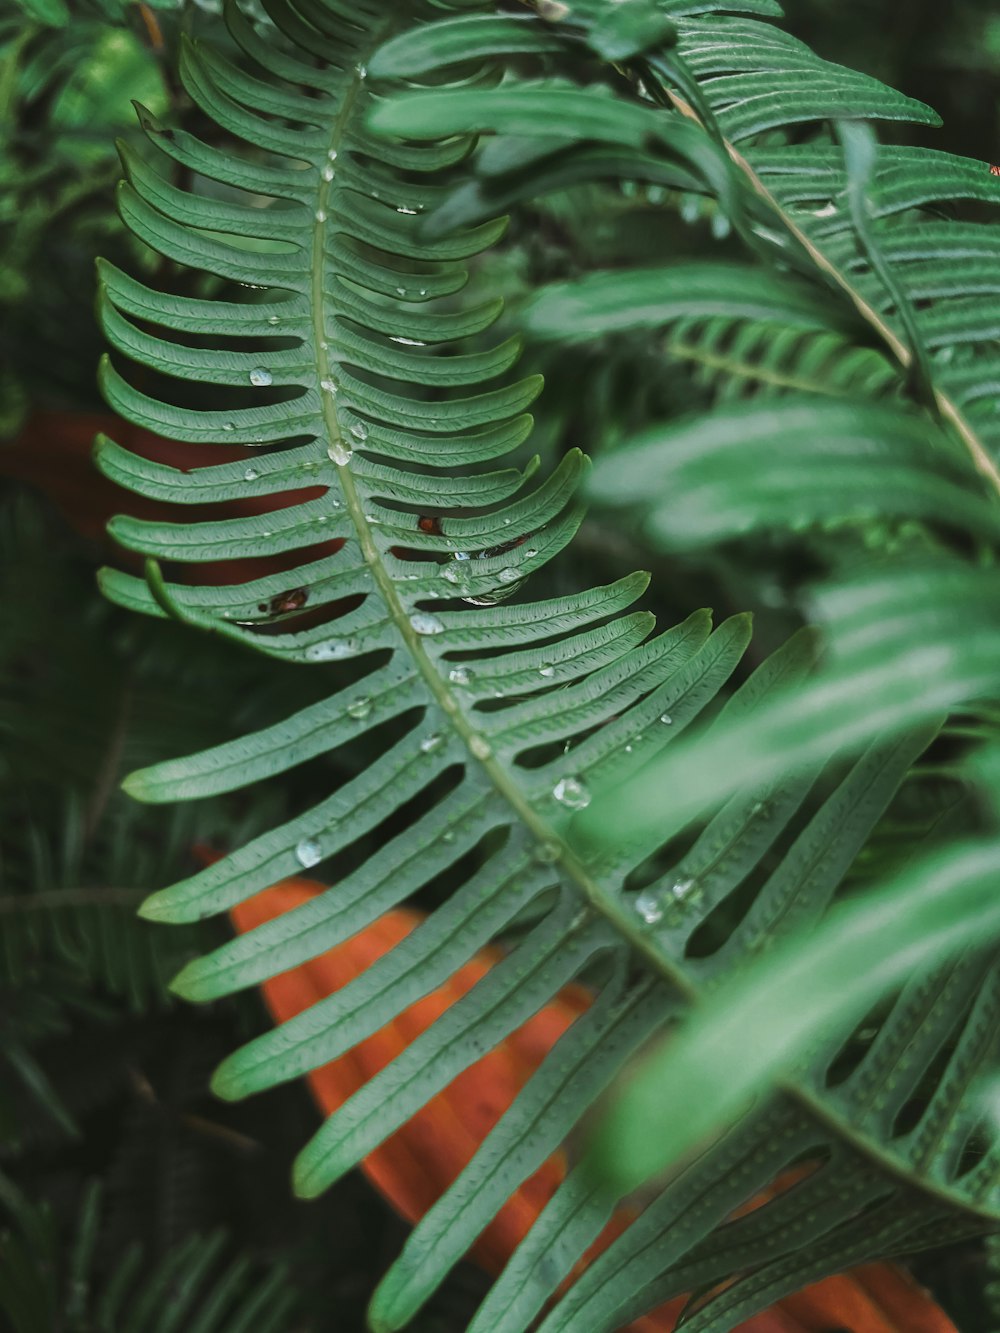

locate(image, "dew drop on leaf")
[[410, 612, 445, 635], [327, 441, 353, 466], [347, 696, 372, 720], [553, 776, 591, 810], [497, 567, 521, 585], [448, 665, 473, 686], [539, 664, 555, 678], [659, 712, 673, 725], [420, 733, 444, 754], [635, 890, 663, 924], [305, 639, 358, 661], [468, 733, 492, 760], [249, 367, 273, 387], [295, 838, 322, 868], [243, 467, 259, 482], [350, 420, 369, 441], [533, 841, 561, 865], [321, 164, 335, 182]]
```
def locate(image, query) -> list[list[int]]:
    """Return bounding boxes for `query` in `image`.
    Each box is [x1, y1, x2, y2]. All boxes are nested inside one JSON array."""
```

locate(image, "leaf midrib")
[[313, 41, 694, 997], [663, 90, 1000, 497]]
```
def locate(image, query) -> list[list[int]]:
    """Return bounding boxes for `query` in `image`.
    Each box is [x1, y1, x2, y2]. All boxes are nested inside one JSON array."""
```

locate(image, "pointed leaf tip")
[[210, 1063, 243, 1103], [136, 890, 175, 922], [291, 1155, 326, 1200], [168, 958, 211, 1000]]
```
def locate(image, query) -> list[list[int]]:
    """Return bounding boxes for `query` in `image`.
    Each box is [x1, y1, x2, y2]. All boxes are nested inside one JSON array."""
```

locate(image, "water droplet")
[[249, 367, 273, 387], [670, 877, 695, 901], [396, 286, 408, 297], [533, 841, 561, 865], [553, 776, 591, 810], [469, 733, 492, 760], [497, 567, 521, 585], [222, 422, 235, 432], [320, 378, 337, 395], [524, 548, 539, 559], [347, 696, 372, 720], [453, 551, 471, 562], [321, 164, 335, 182], [659, 713, 673, 725], [635, 890, 662, 924], [295, 837, 322, 868], [813, 201, 838, 218], [328, 148, 338, 162], [396, 205, 419, 215], [448, 665, 474, 686], [420, 733, 444, 754], [356, 63, 367, 79], [267, 315, 281, 326], [350, 420, 369, 441], [243, 466, 259, 482], [410, 612, 445, 635], [305, 638, 358, 661], [327, 441, 353, 466], [315, 208, 327, 222], [538, 664, 555, 678], [390, 335, 427, 346], [418, 288, 428, 297], [442, 830, 456, 844], [440, 566, 463, 585]]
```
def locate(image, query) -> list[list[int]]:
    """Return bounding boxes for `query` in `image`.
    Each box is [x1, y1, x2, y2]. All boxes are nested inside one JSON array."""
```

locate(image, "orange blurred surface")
[[231, 877, 958, 1333]]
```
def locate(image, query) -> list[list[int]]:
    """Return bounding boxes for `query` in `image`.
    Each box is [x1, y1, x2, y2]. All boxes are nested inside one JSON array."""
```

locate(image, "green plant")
[[93, 0, 1000, 1329]]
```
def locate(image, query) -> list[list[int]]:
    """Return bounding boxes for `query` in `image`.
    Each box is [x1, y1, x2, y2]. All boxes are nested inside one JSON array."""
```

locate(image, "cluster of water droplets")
[[634, 877, 697, 926]]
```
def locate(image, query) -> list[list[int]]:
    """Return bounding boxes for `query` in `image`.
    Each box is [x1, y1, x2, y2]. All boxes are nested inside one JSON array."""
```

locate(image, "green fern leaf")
[[99, 2, 1000, 1330]]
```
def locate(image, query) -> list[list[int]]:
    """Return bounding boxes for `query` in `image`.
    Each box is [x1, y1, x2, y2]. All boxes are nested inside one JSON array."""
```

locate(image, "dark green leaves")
[[588, 397, 999, 547]]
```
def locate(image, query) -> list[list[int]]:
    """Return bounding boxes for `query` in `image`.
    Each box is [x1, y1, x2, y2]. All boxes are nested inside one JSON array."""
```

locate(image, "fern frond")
[[98, 1, 1000, 1330]]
